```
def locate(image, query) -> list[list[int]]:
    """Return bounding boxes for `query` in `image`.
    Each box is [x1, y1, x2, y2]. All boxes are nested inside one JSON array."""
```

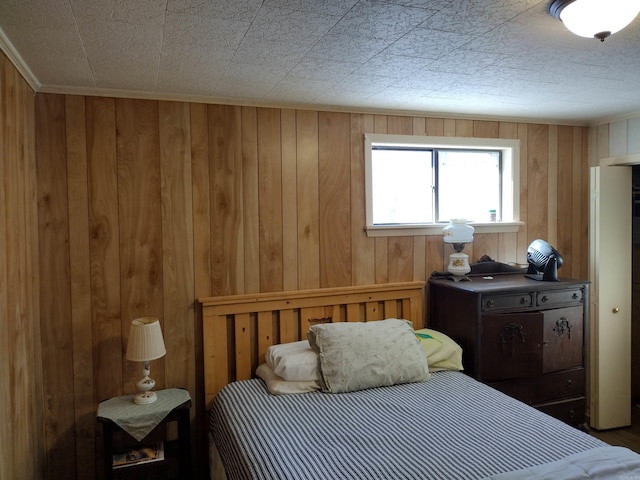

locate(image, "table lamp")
[[443, 219, 474, 278], [126, 317, 166, 405]]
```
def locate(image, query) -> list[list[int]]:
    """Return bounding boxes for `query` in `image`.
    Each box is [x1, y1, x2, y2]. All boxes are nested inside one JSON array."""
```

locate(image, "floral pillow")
[[414, 328, 463, 372], [307, 318, 430, 393]]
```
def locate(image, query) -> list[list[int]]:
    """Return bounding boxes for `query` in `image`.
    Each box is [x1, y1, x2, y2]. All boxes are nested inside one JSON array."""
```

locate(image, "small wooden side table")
[[97, 389, 192, 480]]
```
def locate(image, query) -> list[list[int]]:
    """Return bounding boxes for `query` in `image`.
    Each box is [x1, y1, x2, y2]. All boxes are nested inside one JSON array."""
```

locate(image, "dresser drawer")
[[536, 288, 584, 308], [489, 368, 585, 405], [481, 292, 533, 312], [536, 397, 586, 427]]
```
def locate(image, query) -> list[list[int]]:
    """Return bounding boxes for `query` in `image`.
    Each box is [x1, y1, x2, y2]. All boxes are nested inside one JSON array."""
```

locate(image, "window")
[[364, 134, 521, 237]]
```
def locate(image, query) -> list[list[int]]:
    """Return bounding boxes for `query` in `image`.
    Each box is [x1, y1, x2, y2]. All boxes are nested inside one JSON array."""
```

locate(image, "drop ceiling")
[[2, 0, 640, 125]]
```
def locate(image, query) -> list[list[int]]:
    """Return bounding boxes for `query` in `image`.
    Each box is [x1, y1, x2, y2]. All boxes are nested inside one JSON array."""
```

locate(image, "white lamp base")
[[133, 365, 157, 405], [447, 252, 471, 276], [134, 391, 158, 405]]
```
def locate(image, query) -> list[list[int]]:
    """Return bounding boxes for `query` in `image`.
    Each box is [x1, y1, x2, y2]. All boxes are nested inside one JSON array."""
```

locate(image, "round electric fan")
[[525, 239, 563, 282]]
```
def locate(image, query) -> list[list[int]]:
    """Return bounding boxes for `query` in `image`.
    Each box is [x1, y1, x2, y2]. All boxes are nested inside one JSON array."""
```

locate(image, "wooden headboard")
[[199, 281, 425, 408]]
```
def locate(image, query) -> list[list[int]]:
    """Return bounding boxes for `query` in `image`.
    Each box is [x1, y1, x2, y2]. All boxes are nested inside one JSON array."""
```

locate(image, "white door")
[[589, 165, 632, 429]]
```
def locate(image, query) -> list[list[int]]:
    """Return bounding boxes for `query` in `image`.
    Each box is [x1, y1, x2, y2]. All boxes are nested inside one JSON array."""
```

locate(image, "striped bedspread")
[[484, 446, 640, 479], [211, 371, 610, 480]]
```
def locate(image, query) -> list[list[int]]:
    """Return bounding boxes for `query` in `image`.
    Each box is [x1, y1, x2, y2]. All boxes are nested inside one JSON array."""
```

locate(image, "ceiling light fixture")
[[549, 0, 640, 42]]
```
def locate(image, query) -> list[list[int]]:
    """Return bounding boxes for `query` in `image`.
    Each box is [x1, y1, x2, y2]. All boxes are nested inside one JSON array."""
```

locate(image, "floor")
[[589, 404, 640, 454]]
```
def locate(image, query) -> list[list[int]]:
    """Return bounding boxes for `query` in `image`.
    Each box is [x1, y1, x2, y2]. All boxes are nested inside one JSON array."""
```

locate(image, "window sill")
[[364, 222, 523, 238]]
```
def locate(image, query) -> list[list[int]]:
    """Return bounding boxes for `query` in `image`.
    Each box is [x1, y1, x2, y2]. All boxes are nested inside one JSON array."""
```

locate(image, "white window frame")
[[364, 133, 523, 237]]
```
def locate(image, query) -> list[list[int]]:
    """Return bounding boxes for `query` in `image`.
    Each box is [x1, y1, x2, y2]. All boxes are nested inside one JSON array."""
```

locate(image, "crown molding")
[[36, 82, 593, 127], [0, 26, 40, 91]]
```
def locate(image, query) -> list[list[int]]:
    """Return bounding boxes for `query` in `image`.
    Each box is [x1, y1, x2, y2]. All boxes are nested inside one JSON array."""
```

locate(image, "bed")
[[200, 281, 640, 480]]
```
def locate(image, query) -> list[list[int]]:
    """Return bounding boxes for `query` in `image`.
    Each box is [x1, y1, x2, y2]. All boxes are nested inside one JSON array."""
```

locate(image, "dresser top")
[[429, 273, 589, 294]]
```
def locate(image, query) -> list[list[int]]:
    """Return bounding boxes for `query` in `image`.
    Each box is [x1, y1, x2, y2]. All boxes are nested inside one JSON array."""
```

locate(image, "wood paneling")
[[210, 105, 243, 296], [297, 110, 320, 289], [1, 52, 44, 480], [26, 91, 591, 479], [65, 94, 95, 480], [319, 112, 351, 287], [350, 114, 375, 286], [37, 93, 77, 476], [86, 96, 122, 412], [240, 106, 259, 294], [527, 124, 550, 242], [191, 103, 212, 300], [117, 98, 165, 393], [159, 100, 195, 392], [258, 107, 283, 292]]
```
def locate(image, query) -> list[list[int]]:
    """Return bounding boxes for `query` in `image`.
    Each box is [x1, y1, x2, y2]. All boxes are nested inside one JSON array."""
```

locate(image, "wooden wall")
[[0, 53, 44, 479], [32, 92, 589, 479]]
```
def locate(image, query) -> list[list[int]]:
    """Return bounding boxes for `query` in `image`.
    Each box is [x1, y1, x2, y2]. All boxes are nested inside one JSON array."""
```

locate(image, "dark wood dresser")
[[429, 268, 589, 428]]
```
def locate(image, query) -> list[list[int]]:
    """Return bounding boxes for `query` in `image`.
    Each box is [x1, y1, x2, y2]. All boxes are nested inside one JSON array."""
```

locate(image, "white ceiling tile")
[[384, 0, 451, 10], [233, 35, 310, 67], [354, 51, 425, 78], [334, 72, 394, 93], [305, 32, 389, 63], [386, 28, 475, 59], [3, 0, 640, 122], [215, 61, 287, 98], [0, 0, 91, 84], [157, 55, 226, 95], [313, 88, 379, 106], [167, 0, 264, 21], [426, 49, 509, 75], [246, 6, 338, 42], [267, 77, 337, 103], [329, 0, 435, 41], [286, 57, 359, 81], [70, 2, 165, 89], [263, 0, 358, 16], [2, 0, 72, 30], [162, 14, 247, 62]]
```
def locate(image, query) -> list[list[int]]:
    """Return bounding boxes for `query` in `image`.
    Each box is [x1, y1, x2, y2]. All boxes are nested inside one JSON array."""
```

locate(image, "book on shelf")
[[113, 441, 164, 469]]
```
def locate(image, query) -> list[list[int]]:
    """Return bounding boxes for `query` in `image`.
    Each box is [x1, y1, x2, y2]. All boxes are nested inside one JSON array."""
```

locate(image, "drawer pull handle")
[[553, 317, 572, 339], [566, 379, 573, 387], [572, 293, 579, 300], [487, 300, 495, 307], [499, 323, 526, 354], [520, 297, 526, 304], [568, 409, 575, 419], [540, 295, 548, 303]]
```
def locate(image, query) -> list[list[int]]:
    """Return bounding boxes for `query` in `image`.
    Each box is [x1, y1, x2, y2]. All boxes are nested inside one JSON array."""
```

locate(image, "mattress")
[[209, 371, 624, 480]]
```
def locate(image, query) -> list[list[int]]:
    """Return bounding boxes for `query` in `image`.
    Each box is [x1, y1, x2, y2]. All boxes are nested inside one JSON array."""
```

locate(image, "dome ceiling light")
[[549, 0, 640, 42]]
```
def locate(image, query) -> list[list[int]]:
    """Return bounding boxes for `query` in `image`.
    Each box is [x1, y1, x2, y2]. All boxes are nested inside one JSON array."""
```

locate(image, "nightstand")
[[97, 388, 192, 480]]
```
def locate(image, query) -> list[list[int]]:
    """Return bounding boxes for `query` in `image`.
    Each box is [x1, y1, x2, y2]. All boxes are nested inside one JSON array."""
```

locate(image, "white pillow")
[[307, 318, 430, 393], [256, 363, 320, 395], [265, 340, 320, 382]]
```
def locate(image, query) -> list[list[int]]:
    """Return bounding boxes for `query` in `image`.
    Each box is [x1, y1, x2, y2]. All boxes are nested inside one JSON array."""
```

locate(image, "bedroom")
[[1, 1, 640, 479]]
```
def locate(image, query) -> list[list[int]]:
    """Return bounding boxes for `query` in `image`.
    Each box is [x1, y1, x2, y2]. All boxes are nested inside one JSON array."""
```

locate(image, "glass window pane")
[[371, 149, 433, 224], [437, 150, 500, 222]]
